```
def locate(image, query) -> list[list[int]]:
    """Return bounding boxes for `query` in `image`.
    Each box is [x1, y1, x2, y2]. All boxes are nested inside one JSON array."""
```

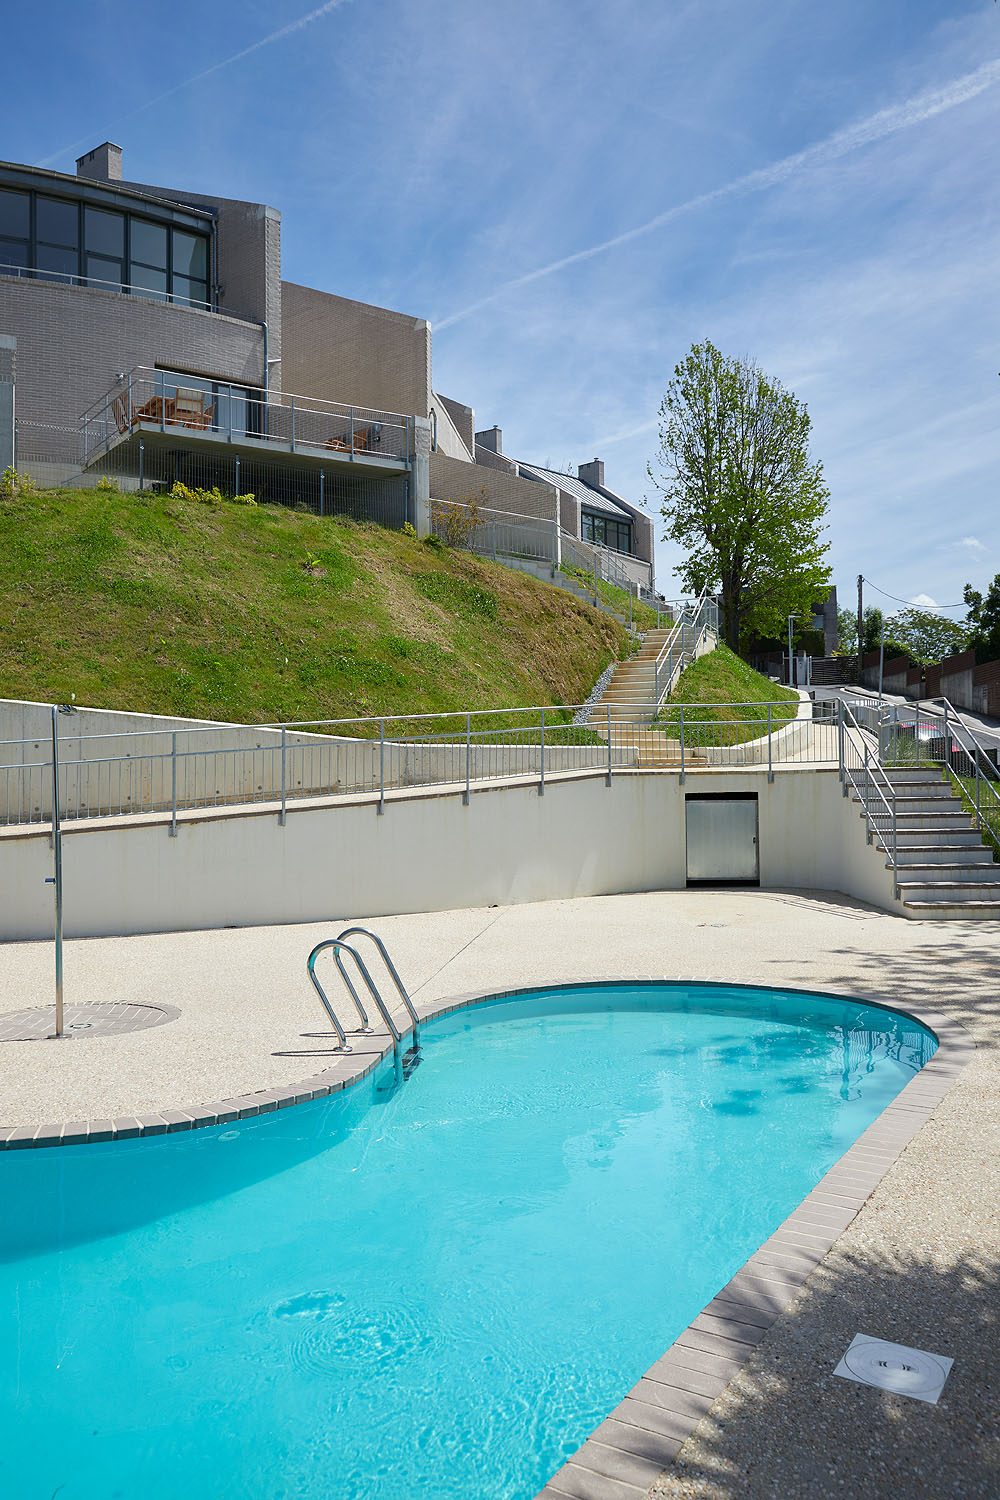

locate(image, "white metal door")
[[686, 797, 759, 883]]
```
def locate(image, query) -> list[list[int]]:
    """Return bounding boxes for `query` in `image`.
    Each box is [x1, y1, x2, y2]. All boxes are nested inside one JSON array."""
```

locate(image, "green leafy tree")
[[884, 607, 969, 667], [964, 574, 1000, 663], [649, 341, 831, 652]]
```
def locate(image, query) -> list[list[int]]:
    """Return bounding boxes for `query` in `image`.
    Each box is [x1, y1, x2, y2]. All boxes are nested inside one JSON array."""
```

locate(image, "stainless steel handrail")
[[306, 937, 407, 1053], [840, 705, 899, 898], [334, 925, 421, 1044]]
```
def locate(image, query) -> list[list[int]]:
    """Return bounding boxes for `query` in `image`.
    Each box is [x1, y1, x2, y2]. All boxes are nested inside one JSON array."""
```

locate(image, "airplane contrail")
[[435, 56, 1000, 332], [39, 0, 354, 167]]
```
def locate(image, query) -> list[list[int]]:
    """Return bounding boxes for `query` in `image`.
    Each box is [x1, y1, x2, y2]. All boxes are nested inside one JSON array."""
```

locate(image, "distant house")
[[0, 142, 653, 594]]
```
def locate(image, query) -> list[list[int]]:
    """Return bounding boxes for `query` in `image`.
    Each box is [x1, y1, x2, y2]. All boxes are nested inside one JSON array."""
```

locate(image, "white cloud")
[[958, 536, 986, 552], [910, 594, 939, 611]]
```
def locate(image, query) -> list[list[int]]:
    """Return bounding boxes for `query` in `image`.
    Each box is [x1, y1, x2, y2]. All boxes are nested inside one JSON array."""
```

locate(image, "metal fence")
[[13, 420, 82, 465], [1, 700, 840, 832], [86, 441, 410, 526], [81, 368, 412, 468]]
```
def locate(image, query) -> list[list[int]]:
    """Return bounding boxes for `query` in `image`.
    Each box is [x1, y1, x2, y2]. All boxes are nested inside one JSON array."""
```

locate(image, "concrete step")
[[883, 782, 955, 798], [886, 768, 951, 784], [895, 879, 1000, 903], [900, 897, 1000, 918], [891, 814, 976, 831], [890, 863, 1000, 883], [893, 828, 984, 847], [894, 844, 996, 865]]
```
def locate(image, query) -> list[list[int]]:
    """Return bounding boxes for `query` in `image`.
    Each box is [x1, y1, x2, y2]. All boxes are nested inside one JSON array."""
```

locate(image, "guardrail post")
[[350, 406, 355, 455], [839, 700, 847, 792], [138, 439, 144, 492], [158, 369, 166, 432], [863, 741, 871, 839], [767, 703, 773, 782], [290, 394, 296, 452], [464, 712, 471, 805], [280, 726, 287, 825], [606, 702, 613, 786], [320, 470, 325, 516], [943, 700, 949, 767], [679, 705, 686, 784], [170, 732, 178, 837], [50, 706, 64, 1038], [539, 708, 546, 796], [892, 791, 899, 900], [378, 719, 385, 815], [914, 708, 920, 767], [234, 457, 240, 497]]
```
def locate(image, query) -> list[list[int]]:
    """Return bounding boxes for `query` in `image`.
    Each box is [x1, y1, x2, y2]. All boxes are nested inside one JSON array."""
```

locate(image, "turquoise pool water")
[[0, 982, 934, 1500]]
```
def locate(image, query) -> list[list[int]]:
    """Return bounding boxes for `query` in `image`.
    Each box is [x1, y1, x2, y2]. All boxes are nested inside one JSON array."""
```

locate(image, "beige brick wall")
[[430, 452, 560, 522], [0, 275, 265, 429], [280, 282, 431, 416]]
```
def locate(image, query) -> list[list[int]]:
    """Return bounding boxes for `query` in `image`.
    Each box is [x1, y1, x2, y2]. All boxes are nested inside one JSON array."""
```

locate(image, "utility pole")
[[857, 574, 864, 668]]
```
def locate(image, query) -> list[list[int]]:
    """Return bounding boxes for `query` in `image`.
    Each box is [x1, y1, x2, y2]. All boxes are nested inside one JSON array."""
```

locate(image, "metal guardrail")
[[1, 700, 835, 830], [80, 368, 412, 469], [653, 587, 719, 707], [871, 695, 1000, 858], [838, 703, 899, 898]]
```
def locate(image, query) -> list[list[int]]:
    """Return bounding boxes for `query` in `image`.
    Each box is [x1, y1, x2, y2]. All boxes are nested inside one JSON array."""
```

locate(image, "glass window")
[[131, 263, 168, 297], [0, 189, 30, 240], [85, 207, 124, 257], [130, 218, 168, 269], [172, 230, 207, 279], [36, 243, 79, 278], [0, 238, 29, 269], [36, 196, 78, 248], [171, 275, 209, 308], [85, 253, 124, 290]]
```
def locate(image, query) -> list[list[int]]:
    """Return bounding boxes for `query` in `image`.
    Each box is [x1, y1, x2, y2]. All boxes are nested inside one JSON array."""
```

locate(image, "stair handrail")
[[839, 704, 899, 899], [334, 925, 421, 1044], [653, 585, 715, 709], [924, 697, 1000, 851]]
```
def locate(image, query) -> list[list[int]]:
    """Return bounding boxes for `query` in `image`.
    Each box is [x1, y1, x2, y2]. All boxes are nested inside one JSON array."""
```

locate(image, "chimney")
[[578, 458, 605, 489], [475, 425, 502, 455], [76, 142, 123, 182]]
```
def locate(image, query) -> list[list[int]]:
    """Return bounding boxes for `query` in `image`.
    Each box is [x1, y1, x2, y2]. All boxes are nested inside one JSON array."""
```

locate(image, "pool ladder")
[[306, 926, 421, 1075]]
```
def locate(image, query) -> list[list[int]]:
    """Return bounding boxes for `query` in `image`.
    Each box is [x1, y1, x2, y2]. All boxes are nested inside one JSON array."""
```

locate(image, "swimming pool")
[[0, 981, 935, 1499]]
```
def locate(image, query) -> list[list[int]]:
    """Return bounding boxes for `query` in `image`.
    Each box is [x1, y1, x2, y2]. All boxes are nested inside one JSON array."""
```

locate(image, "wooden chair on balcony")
[[111, 394, 132, 436], [173, 388, 216, 430]]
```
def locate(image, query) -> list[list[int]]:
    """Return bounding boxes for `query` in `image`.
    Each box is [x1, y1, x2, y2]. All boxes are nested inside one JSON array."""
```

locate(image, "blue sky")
[[5, 0, 998, 614]]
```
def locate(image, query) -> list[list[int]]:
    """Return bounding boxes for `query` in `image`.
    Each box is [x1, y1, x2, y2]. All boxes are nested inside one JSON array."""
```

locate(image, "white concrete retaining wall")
[[2, 767, 897, 941]]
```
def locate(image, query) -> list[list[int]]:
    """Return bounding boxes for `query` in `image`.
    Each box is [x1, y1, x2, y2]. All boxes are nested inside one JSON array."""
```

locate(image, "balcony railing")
[[80, 368, 412, 469]]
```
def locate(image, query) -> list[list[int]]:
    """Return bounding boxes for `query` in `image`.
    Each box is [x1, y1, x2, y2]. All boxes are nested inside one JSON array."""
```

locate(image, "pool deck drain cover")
[[833, 1335, 954, 1404], [0, 1001, 180, 1042]]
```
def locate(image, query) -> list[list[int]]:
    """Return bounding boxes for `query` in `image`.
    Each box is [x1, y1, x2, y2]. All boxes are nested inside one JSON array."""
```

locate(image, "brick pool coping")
[[0, 978, 975, 1500]]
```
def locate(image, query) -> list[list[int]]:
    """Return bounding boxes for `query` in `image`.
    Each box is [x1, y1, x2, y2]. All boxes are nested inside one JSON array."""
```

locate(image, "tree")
[[964, 575, 1000, 663], [649, 341, 831, 652], [885, 607, 969, 667]]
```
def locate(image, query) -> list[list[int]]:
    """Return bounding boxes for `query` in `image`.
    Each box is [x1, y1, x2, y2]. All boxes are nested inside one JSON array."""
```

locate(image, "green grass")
[[0, 487, 630, 726], [946, 768, 1000, 862], [656, 642, 800, 744], [558, 564, 662, 630]]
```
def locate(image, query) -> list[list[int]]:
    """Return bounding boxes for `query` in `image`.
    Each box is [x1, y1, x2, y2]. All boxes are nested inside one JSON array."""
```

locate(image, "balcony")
[[80, 368, 413, 479]]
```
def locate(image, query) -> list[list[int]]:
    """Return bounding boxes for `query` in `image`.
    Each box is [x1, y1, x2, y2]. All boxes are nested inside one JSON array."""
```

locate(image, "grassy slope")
[[0, 488, 627, 725], [657, 642, 800, 742]]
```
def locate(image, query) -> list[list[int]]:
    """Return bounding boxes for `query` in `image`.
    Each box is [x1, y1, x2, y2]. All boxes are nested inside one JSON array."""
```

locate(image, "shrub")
[[431, 488, 486, 548], [96, 475, 121, 493], [170, 480, 255, 507], [0, 466, 38, 500]]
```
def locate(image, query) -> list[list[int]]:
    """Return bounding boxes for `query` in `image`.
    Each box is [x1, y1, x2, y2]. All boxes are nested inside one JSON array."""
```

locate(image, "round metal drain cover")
[[0, 1001, 180, 1042]]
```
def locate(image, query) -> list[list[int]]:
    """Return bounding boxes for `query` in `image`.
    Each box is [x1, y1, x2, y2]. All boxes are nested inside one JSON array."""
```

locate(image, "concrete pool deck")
[[1, 887, 998, 1498]]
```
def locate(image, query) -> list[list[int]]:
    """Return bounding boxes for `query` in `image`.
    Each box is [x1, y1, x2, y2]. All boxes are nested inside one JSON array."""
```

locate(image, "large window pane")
[[171, 275, 209, 308], [172, 230, 207, 278], [36, 243, 79, 278], [36, 197, 78, 248], [130, 218, 168, 269], [0, 238, 29, 269], [85, 253, 124, 290], [85, 207, 124, 257], [131, 263, 168, 298], [0, 189, 29, 239]]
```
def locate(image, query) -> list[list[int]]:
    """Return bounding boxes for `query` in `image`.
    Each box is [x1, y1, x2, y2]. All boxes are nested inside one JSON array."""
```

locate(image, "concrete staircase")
[[854, 766, 1000, 919], [591, 629, 675, 725]]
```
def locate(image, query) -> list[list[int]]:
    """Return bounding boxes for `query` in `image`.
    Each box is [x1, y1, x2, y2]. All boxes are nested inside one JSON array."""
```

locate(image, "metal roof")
[[515, 461, 631, 519]]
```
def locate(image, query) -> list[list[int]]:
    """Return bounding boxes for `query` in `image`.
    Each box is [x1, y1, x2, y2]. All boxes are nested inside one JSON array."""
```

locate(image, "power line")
[[860, 576, 969, 611]]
